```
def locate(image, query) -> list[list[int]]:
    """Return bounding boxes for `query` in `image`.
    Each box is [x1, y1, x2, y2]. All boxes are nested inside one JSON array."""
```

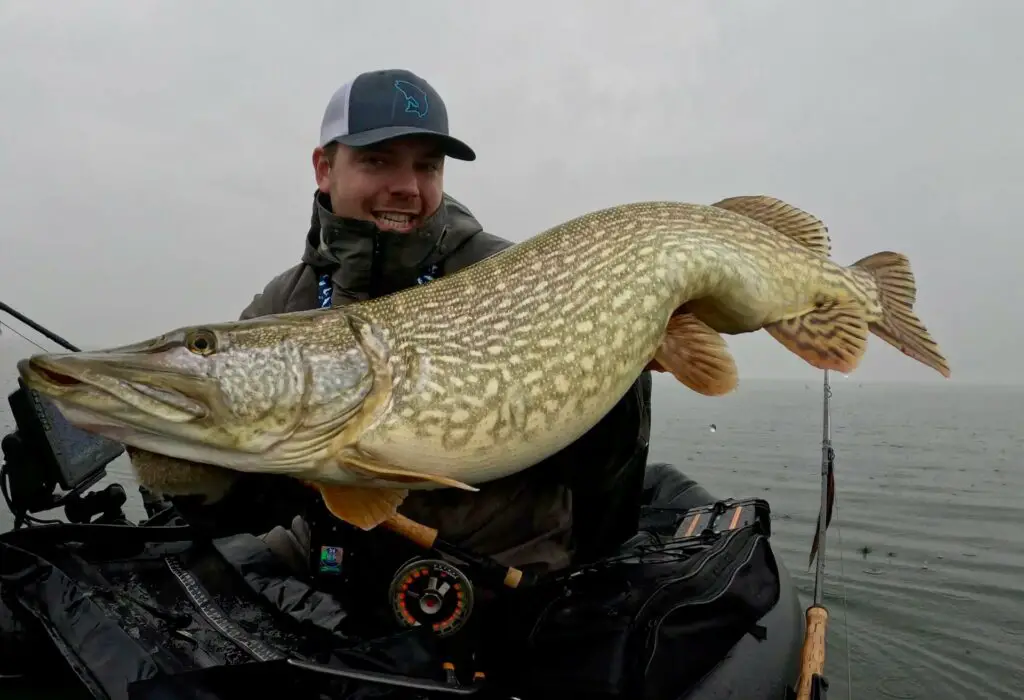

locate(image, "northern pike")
[[17, 196, 950, 534]]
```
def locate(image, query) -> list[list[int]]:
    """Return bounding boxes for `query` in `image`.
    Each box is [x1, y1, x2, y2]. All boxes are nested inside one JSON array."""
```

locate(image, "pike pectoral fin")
[[316, 484, 408, 530], [648, 312, 738, 396], [763, 299, 868, 373], [343, 451, 479, 492]]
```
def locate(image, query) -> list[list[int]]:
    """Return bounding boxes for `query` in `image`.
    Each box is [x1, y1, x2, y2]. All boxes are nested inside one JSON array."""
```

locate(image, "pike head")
[[16, 309, 389, 478]]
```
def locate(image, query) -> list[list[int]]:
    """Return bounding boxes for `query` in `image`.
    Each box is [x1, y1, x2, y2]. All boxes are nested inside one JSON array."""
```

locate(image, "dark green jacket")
[[194, 191, 652, 572]]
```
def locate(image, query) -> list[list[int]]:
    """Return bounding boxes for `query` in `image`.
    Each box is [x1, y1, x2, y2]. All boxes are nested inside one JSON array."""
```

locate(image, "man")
[[176, 68, 654, 576]]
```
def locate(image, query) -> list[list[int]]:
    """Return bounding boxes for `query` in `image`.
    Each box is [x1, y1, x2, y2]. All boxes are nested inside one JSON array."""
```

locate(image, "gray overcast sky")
[[1, 1, 1021, 385]]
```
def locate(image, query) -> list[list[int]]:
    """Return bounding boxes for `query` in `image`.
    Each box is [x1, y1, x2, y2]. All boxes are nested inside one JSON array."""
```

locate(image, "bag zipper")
[[524, 532, 728, 650], [640, 533, 763, 679], [630, 526, 748, 628]]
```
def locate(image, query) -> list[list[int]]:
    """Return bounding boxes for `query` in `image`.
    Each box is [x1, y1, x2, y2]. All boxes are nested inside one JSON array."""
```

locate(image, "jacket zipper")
[[369, 232, 384, 298]]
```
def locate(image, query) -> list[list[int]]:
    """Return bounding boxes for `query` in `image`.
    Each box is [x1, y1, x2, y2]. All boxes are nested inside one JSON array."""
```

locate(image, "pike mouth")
[[35, 364, 82, 386], [19, 356, 206, 423]]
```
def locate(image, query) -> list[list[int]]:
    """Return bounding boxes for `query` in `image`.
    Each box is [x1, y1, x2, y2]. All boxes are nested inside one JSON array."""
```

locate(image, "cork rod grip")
[[795, 605, 828, 700], [383, 513, 439, 550]]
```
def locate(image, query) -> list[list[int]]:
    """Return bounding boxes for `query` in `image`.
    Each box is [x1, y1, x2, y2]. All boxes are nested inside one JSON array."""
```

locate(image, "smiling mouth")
[[374, 211, 418, 232]]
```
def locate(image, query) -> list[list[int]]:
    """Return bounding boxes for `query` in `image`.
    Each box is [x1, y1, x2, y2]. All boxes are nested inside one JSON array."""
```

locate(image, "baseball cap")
[[318, 68, 476, 161]]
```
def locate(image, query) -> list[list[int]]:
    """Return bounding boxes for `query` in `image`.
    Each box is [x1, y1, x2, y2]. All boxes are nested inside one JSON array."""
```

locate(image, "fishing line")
[[0, 320, 50, 353], [0, 310, 83, 528], [833, 495, 854, 699], [826, 374, 853, 699], [0, 319, 60, 527]]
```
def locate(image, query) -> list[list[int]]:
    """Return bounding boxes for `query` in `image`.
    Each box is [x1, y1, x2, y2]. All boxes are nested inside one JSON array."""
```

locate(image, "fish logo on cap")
[[394, 80, 429, 118]]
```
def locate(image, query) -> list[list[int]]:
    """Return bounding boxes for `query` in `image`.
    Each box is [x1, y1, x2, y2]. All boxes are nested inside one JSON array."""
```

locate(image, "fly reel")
[[388, 557, 475, 638]]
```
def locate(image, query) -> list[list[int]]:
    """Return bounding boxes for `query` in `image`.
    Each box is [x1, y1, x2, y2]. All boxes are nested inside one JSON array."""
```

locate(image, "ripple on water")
[[938, 588, 975, 602], [848, 618, 1023, 700], [878, 674, 920, 699], [1000, 619, 1024, 637]]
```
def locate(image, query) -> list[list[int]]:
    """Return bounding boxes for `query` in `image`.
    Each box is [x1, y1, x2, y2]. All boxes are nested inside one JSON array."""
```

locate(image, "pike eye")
[[185, 329, 217, 355]]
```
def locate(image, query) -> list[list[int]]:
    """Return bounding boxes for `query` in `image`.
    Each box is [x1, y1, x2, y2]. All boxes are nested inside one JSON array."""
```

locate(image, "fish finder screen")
[[9, 381, 124, 491]]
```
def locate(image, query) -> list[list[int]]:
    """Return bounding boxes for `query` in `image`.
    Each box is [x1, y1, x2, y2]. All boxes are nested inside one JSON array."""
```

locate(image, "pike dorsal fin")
[[711, 195, 832, 258]]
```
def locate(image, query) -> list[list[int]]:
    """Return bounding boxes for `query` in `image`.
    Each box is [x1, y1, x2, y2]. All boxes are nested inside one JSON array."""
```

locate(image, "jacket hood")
[[300, 190, 485, 301]]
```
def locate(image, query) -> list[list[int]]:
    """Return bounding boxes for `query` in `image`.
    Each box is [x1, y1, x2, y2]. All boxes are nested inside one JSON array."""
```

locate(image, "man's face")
[[313, 135, 446, 234]]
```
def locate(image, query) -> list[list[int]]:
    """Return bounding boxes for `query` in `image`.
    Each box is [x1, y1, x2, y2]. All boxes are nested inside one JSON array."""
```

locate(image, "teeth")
[[376, 213, 413, 224]]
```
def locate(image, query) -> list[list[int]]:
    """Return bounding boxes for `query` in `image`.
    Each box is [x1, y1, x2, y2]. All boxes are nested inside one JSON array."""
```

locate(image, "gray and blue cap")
[[319, 69, 476, 161]]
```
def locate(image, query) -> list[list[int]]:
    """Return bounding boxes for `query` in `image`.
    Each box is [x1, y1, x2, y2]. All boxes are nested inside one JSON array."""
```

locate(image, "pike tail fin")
[[851, 252, 951, 378]]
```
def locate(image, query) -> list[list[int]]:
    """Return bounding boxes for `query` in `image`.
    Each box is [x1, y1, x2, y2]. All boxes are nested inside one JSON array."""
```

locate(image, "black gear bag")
[[481, 498, 781, 700]]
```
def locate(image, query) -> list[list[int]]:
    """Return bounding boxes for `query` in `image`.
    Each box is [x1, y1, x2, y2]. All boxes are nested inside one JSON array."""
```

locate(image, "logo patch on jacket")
[[416, 264, 442, 286], [317, 273, 333, 308]]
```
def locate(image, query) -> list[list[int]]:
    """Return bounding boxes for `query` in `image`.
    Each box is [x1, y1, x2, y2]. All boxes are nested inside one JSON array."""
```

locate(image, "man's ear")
[[312, 146, 332, 193]]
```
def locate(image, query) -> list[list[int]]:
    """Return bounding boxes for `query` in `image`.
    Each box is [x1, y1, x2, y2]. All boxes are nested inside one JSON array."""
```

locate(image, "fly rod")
[[0, 301, 80, 352], [795, 369, 834, 700]]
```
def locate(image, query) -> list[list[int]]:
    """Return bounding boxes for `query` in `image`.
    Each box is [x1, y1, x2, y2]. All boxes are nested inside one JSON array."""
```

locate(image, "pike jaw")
[[16, 316, 379, 477]]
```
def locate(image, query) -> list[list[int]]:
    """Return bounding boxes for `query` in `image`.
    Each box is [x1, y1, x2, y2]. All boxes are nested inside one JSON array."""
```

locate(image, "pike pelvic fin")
[[763, 299, 869, 374], [851, 251, 951, 378], [711, 195, 832, 258], [647, 311, 738, 396], [315, 484, 409, 531]]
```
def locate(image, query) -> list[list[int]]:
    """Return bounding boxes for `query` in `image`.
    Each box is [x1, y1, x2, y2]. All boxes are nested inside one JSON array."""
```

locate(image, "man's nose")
[[387, 167, 420, 198]]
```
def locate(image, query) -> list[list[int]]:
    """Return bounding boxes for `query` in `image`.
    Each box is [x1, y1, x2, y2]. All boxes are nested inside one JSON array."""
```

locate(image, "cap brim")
[[332, 126, 476, 161]]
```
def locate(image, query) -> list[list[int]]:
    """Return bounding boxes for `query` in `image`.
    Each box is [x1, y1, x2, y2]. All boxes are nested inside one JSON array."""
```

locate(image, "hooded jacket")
[[198, 191, 653, 573], [240, 191, 513, 315]]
